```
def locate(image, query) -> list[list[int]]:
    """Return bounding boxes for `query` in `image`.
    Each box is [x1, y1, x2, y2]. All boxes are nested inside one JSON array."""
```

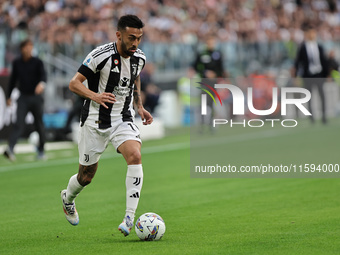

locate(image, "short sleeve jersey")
[[78, 42, 146, 129]]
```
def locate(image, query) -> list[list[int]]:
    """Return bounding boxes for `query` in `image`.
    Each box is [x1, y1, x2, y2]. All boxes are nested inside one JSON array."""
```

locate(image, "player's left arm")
[[134, 75, 153, 125], [35, 59, 47, 95]]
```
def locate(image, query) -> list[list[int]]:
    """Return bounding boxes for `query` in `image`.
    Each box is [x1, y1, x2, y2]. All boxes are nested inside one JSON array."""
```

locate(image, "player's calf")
[[77, 163, 98, 186]]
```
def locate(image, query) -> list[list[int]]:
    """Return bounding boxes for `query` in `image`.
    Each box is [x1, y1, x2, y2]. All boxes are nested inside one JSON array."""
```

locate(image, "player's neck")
[[116, 41, 130, 59], [22, 54, 32, 62]]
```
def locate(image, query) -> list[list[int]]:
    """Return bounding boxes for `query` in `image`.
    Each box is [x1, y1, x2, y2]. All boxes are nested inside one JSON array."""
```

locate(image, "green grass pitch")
[[0, 120, 339, 254]]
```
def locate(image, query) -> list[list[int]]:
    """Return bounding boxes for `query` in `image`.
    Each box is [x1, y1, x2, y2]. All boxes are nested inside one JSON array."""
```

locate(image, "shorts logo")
[[114, 59, 119, 65], [84, 154, 89, 163]]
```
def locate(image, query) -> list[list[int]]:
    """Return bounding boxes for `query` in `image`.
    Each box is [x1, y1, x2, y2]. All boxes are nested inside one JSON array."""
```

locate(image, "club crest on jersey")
[[132, 64, 137, 76]]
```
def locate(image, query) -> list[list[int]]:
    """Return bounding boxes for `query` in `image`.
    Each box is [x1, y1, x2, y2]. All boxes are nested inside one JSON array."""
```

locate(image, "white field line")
[[0, 142, 189, 173], [0, 128, 303, 173], [0, 142, 74, 154]]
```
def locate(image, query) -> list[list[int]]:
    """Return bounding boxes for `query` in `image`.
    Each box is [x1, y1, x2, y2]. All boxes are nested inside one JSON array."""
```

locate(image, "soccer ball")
[[135, 212, 166, 241], [28, 131, 39, 147]]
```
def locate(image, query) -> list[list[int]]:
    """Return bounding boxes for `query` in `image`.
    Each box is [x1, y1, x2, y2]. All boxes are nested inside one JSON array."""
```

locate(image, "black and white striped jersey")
[[78, 42, 146, 129]]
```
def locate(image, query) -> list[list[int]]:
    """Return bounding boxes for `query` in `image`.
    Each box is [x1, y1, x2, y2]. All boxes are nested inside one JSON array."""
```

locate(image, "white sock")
[[65, 174, 84, 203], [125, 164, 143, 219]]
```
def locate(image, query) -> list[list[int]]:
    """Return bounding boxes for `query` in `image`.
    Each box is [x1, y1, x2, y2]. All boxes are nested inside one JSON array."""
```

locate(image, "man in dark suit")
[[293, 22, 329, 124], [4, 39, 47, 161]]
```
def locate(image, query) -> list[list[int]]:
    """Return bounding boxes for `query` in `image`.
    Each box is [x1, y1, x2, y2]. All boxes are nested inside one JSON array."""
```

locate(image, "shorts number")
[[128, 123, 136, 131]]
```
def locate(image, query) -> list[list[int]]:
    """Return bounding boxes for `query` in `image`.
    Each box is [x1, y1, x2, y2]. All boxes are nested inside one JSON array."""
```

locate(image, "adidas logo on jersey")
[[129, 192, 139, 198], [111, 66, 119, 73]]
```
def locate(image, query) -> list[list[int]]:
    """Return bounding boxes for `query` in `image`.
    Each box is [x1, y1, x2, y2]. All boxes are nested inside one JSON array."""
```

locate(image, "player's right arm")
[[6, 60, 18, 106], [69, 72, 116, 109]]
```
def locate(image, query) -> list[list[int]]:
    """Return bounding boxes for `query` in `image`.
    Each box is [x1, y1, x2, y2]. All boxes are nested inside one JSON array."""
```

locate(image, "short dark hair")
[[117, 15, 144, 31], [20, 39, 32, 49], [301, 21, 315, 31]]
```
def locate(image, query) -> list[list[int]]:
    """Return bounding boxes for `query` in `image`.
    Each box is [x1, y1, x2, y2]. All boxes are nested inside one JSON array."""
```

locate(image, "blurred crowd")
[[0, 0, 339, 134], [1, 0, 339, 49]]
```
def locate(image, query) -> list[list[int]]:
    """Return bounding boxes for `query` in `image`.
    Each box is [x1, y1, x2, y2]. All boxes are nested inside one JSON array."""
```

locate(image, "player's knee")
[[127, 150, 141, 165], [77, 163, 97, 186]]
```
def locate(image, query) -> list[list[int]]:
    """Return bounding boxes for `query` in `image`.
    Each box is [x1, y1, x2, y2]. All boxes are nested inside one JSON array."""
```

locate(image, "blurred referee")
[[3, 39, 47, 161]]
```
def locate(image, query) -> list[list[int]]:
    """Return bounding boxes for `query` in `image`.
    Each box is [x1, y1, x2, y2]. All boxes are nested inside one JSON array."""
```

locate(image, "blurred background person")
[[0, 0, 339, 142], [193, 35, 226, 133], [140, 63, 160, 114], [293, 22, 329, 124], [328, 49, 340, 84], [177, 67, 199, 126], [63, 95, 84, 135], [328, 50, 339, 74], [193, 35, 225, 79], [3, 39, 47, 161]]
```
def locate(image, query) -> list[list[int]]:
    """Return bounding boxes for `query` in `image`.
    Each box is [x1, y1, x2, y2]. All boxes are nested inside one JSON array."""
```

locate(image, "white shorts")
[[78, 120, 141, 165]]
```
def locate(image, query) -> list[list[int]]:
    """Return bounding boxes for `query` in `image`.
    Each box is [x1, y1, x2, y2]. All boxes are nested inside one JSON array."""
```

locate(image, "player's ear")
[[116, 31, 121, 41]]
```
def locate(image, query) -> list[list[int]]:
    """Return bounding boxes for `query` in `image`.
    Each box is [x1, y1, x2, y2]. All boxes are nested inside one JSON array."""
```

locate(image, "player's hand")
[[6, 98, 11, 106], [138, 107, 153, 125], [35, 82, 45, 95], [93, 92, 116, 109]]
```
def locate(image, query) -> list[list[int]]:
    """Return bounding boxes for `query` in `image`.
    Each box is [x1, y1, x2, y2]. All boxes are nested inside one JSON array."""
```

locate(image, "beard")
[[121, 39, 136, 57]]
